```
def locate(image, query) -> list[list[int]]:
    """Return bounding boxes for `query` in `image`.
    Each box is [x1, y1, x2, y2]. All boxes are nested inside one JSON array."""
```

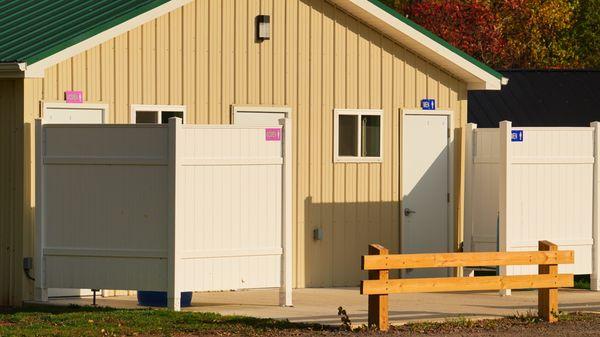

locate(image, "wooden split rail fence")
[[360, 241, 574, 331]]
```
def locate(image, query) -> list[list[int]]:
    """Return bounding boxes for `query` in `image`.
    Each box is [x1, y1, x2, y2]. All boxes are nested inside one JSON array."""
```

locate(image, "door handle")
[[404, 208, 416, 216]]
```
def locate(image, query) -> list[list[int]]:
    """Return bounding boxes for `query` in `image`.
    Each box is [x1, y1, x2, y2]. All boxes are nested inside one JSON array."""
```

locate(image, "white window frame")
[[130, 104, 186, 124], [334, 109, 384, 163]]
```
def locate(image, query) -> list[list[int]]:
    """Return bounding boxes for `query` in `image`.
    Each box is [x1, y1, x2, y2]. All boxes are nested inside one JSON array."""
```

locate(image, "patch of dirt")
[[171, 312, 600, 337], [392, 312, 600, 336]]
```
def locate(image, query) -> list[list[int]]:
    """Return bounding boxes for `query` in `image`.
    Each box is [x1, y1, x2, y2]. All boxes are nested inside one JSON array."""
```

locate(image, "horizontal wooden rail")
[[361, 241, 574, 331], [361, 274, 574, 295], [362, 250, 574, 270]]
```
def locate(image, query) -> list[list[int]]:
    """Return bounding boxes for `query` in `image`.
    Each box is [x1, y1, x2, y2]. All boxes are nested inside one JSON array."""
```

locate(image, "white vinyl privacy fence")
[[35, 118, 292, 310], [464, 121, 600, 291]]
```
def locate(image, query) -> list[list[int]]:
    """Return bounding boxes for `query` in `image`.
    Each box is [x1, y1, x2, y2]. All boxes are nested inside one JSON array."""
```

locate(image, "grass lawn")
[[574, 275, 591, 290], [1, 305, 599, 336], [0, 305, 327, 337]]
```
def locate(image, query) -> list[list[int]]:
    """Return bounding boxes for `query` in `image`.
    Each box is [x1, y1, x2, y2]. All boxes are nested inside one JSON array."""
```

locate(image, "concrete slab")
[[43, 288, 600, 326]]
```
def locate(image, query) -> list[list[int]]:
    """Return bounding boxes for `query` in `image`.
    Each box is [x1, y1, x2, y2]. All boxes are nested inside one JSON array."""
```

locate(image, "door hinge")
[[447, 193, 450, 203], [448, 128, 451, 138]]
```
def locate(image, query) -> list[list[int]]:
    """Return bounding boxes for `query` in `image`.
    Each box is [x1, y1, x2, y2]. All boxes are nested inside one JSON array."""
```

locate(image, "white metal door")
[[235, 112, 285, 125], [402, 113, 451, 277], [232, 106, 290, 126], [43, 105, 106, 124], [43, 103, 106, 297]]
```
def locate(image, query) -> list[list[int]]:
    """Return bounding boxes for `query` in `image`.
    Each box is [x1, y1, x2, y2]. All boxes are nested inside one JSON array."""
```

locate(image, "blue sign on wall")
[[511, 130, 524, 142], [421, 99, 436, 110]]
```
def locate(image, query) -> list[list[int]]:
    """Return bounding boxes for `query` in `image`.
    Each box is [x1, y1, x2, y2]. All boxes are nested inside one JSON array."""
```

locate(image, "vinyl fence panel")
[[37, 124, 169, 295], [506, 126, 594, 276], [464, 127, 500, 253], [177, 125, 284, 292], [35, 118, 292, 310], [465, 121, 599, 290]]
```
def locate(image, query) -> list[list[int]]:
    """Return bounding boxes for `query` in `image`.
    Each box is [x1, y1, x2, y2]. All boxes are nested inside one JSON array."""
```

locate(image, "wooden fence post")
[[538, 240, 558, 322], [367, 244, 389, 331]]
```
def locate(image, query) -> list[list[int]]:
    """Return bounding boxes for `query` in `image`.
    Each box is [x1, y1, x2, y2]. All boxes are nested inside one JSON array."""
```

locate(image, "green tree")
[[574, 0, 600, 68], [492, 0, 579, 69]]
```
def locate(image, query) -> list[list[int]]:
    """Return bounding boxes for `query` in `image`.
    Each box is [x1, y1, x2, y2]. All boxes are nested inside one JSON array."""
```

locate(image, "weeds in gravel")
[[337, 306, 352, 331], [447, 316, 476, 328], [405, 316, 476, 333], [510, 310, 543, 323]]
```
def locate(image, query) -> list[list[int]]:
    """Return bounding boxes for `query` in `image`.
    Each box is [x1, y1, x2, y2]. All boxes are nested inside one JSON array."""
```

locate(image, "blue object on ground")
[[137, 291, 193, 307]]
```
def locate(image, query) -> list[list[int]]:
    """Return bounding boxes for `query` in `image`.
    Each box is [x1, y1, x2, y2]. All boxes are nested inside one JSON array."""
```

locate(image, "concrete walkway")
[[44, 288, 600, 326]]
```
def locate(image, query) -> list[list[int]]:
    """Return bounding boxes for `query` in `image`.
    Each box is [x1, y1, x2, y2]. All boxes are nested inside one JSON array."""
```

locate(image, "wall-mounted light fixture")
[[256, 15, 270, 41]]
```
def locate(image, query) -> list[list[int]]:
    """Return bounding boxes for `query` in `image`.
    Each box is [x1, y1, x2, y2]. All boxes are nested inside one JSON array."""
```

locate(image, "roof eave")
[[0, 62, 27, 78], [330, 0, 504, 91], [467, 77, 508, 91], [21, 0, 193, 79]]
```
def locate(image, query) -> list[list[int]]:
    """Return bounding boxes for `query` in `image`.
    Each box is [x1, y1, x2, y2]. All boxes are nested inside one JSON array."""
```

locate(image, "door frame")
[[400, 108, 455, 255], [42, 102, 109, 124], [231, 105, 291, 124]]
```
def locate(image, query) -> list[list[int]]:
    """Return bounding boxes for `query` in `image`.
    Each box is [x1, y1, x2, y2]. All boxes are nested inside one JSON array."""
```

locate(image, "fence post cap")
[[539, 240, 557, 250], [368, 244, 388, 254]]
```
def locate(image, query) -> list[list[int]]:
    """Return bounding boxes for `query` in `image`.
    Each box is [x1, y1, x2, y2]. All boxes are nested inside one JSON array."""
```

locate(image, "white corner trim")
[[330, 0, 503, 90], [23, 0, 193, 78]]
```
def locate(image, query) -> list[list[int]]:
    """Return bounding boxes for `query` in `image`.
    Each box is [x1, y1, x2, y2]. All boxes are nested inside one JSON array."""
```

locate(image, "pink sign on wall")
[[65, 90, 83, 103], [265, 128, 281, 141]]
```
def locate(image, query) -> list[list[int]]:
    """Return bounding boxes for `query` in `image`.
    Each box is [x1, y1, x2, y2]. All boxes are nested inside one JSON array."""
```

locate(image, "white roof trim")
[[329, 0, 505, 90], [0, 62, 27, 78], [22, 0, 193, 78], [15, 0, 505, 91]]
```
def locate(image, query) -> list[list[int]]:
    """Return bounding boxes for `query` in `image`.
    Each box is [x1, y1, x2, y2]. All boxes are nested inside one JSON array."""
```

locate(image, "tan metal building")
[[0, 0, 505, 306]]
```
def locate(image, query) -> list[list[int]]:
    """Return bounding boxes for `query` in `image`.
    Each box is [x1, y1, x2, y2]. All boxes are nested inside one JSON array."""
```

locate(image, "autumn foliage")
[[493, 0, 577, 68], [405, 0, 506, 66], [382, 0, 598, 69]]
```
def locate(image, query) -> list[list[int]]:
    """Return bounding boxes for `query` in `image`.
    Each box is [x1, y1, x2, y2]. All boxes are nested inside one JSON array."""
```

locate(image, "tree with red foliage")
[[405, 0, 507, 67], [392, 0, 583, 69]]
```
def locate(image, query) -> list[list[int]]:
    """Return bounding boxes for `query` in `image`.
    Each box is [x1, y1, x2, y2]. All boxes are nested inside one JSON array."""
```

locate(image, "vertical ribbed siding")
[[0, 79, 24, 306], [22, 78, 44, 302], [36, 0, 468, 288], [0, 79, 15, 306]]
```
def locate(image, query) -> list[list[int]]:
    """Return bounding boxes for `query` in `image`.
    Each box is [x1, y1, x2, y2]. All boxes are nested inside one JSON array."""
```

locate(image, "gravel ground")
[[174, 312, 600, 337]]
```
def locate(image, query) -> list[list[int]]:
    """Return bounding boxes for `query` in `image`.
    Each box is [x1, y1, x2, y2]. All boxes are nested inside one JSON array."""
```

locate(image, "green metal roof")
[[368, 0, 503, 80], [0, 0, 502, 83], [0, 0, 170, 64]]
